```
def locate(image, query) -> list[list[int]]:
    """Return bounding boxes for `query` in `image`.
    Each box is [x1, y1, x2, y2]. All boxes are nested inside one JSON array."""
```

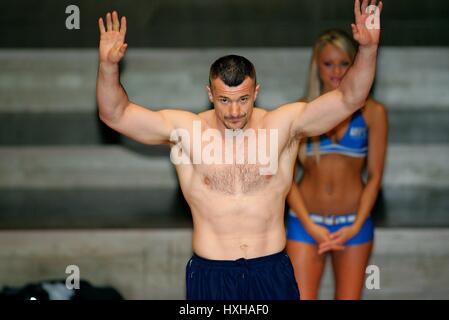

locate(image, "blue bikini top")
[[305, 110, 368, 157]]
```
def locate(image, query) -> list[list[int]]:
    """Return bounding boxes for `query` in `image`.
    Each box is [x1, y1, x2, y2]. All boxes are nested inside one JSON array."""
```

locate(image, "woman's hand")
[[330, 225, 359, 244], [305, 223, 332, 245], [318, 226, 359, 255]]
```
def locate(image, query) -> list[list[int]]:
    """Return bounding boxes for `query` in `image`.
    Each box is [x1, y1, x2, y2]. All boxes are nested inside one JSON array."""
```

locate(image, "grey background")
[[1, 0, 449, 230], [0, 0, 449, 300], [1, 0, 449, 47]]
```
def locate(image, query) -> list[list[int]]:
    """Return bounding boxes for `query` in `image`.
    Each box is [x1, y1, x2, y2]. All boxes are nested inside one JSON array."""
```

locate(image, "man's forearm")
[[96, 62, 129, 122], [339, 45, 378, 110]]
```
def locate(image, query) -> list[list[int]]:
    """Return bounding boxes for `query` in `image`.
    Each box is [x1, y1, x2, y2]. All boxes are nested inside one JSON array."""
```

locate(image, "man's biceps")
[[159, 108, 188, 120], [292, 114, 305, 128], [292, 112, 315, 138]]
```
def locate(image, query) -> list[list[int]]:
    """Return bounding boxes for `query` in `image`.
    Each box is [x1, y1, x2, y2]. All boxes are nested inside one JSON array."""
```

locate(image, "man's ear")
[[206, 85, 214, 103], [254, 84, 260, 100]]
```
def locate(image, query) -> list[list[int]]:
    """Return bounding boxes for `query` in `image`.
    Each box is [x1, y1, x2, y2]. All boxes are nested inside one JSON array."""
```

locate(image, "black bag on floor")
[[0, 279, 123, 300]]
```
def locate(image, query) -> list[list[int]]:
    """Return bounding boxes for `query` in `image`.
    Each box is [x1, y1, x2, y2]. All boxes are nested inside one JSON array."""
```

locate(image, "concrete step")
[[320, 229, 449, 300], [0, 146, 175, 189], [1, 48, 448, 113], [0, 188, 192, 229], [0, 185, 446, 229], [0, 145, 448, 229], [1, 107, 448, 145], [0, 146, 190, 229], [0, 228, 448, 299], [1, 145, 447, 189], [0, 186, 442, 229]]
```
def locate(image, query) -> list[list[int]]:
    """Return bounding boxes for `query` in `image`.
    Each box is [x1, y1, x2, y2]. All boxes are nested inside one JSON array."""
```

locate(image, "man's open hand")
[[352, 0, 383, 48], [98, 11, 127, 65]]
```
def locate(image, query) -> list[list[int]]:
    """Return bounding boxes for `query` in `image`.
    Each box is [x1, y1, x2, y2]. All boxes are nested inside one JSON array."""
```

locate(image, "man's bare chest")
[[198, 163, 275, 195]]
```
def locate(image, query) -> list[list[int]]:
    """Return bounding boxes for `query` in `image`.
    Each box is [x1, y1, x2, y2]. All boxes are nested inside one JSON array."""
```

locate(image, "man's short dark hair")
[[209, 55, 257, 87]]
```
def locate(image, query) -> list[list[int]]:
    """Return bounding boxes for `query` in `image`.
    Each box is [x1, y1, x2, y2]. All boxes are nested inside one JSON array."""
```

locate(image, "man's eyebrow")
[[217, 94, 250, 99]]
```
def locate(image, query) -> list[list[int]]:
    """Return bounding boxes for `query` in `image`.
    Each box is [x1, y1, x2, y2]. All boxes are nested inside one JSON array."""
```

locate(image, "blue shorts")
[[286, 210, 374, 246], [185, 250, 300, 300]]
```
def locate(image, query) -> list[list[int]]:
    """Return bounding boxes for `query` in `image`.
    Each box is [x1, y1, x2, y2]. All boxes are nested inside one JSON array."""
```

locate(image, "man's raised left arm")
[[289, 0, 383, 138]]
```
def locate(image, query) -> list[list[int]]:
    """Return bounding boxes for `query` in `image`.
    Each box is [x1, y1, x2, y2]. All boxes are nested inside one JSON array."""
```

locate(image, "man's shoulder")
[[198, 109, 214, 117], [253, 107, 269, 116], [197, 109, 215, 123]]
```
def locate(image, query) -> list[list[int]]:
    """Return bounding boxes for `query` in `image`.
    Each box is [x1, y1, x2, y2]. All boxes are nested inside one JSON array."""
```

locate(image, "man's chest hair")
[[200, 163, 275, 195]]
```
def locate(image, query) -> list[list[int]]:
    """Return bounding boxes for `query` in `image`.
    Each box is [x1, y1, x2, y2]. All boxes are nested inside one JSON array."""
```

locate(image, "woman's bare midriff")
[[298, 154, 366, 215]]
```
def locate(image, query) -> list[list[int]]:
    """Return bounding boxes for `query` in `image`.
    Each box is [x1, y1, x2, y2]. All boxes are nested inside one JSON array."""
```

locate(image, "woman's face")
[[318, 43, 352, 92]]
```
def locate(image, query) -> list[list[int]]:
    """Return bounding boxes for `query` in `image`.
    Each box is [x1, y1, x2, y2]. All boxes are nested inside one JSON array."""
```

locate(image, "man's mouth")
[[226, 116, 244, 123]]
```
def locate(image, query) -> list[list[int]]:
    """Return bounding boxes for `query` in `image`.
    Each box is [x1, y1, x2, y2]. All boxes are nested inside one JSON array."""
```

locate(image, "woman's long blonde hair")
[[299, 29, 358, 163]]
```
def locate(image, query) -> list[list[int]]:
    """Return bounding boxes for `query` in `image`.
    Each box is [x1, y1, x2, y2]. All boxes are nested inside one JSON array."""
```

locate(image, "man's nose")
[[230, 103, 240, 117]]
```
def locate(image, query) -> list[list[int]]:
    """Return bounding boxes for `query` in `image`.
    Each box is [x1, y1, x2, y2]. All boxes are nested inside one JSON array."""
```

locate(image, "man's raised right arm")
[[96, 11, 196, 145]]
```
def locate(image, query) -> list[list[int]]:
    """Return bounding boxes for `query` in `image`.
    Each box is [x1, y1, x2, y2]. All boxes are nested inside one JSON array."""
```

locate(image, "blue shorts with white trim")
[[286, 210, 374, 246]]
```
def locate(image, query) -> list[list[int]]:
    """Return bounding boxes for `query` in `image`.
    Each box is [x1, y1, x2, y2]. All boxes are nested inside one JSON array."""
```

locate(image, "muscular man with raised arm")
[[97, 0, 382, 300]]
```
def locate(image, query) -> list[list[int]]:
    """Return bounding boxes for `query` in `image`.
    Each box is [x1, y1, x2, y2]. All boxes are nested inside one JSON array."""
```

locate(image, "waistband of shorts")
[[289, 209, 358, 226], [190, 250, 288, 268]]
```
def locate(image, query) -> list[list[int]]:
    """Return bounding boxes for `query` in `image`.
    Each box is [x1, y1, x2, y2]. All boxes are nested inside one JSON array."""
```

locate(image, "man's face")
[[207, 77, 259, 130]]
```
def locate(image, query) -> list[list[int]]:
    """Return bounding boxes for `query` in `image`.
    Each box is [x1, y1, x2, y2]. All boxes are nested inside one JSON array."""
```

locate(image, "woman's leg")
[[331, 241, 373, 300], [287, 240, 326, 300]]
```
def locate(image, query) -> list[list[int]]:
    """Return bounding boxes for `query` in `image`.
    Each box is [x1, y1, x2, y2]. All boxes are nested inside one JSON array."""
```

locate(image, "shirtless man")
[[96, 0, 382, 300]]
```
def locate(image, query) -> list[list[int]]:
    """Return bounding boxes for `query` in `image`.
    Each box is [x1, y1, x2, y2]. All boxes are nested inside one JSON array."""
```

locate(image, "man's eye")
[[324, 62, 332, 67], [240, 97, 248, 103], [220, 98, 228, 103]]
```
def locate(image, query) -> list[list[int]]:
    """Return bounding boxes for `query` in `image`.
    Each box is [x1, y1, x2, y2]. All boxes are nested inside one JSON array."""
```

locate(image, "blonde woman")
[[286, 29, 388, 299]]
